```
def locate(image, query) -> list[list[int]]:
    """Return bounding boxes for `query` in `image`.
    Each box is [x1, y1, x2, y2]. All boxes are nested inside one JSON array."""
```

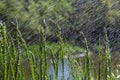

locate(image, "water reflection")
[[48, 58, 73, 80], [48, 52, 120, 80]]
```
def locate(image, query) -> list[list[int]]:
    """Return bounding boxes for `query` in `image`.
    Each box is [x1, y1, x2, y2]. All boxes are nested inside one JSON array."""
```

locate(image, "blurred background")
[[0, 0, 120, 52]]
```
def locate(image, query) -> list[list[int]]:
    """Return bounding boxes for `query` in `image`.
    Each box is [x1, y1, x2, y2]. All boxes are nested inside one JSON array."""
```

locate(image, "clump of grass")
[[0, 22, 119, 80], [0, 23, 8, 80]]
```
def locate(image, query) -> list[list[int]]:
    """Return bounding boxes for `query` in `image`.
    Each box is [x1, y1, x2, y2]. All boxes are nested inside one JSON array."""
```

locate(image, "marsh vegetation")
[[0, 0, 120, 80]]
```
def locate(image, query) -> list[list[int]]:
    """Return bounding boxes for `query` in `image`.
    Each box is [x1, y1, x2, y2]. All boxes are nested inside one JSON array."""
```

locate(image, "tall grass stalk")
[[14, 20, 23, 80], [38, 27, 48, 80], [97, 37, 102, 80], [16, 20, 38, 80], [57, 25, 64, 80], [103, 27, 111, 80], [81, 32, 90, 80], [9, 36, 17, 80], [16, 24, 34, 80], [29, 52, 36, 80], [49, 20, 65, 80], [0, 23, 8, 80]]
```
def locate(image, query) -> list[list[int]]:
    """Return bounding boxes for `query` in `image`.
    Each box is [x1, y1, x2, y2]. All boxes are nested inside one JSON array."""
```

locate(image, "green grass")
[[0, 23, 120, 80]]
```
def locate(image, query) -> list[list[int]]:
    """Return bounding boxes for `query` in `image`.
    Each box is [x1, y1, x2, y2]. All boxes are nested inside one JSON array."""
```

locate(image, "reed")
[[0, 23, 119, 80], [97, 37, 102, 80], [103, 27, 111, 80]]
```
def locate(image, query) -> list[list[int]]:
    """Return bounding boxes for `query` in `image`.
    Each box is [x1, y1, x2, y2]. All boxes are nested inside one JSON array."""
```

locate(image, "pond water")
[[24, 52, 120, 80], [47, 52, 120, 80], [48, 58, 73, 80]]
